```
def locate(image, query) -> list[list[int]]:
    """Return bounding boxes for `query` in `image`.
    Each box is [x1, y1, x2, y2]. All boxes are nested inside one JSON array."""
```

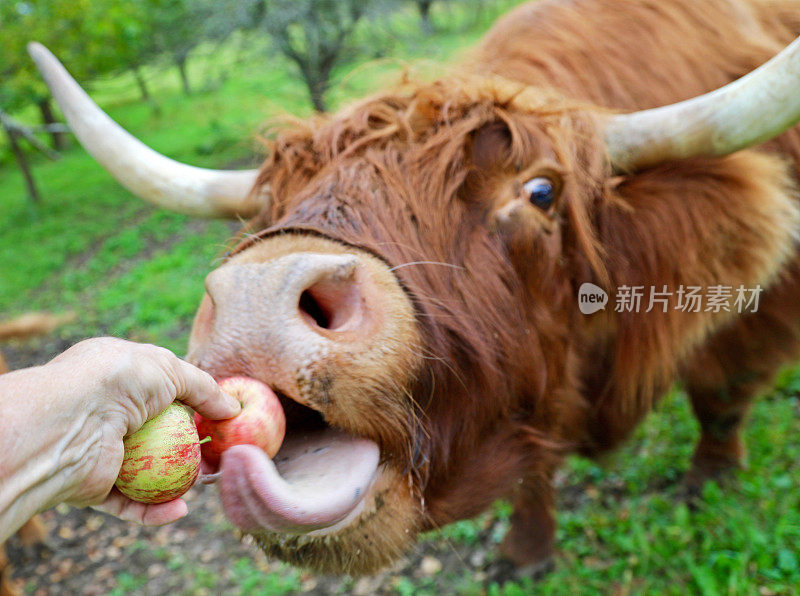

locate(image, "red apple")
[[115, 403, 202, 504], [195, 376, 286, 466]]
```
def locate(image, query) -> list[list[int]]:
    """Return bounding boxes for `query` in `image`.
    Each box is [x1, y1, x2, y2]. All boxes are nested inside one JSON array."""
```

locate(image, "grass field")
[[2, 1, 799, 594]]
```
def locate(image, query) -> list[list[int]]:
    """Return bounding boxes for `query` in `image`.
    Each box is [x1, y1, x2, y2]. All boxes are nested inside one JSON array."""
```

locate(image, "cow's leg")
[[0, 519, 46, 596], [0, 571, 20, 596], [0, 545, 7, 586], [0, 544, 21, 596], [682, 380, 754, 490], [16, 517, 47, 548], [498, 474, 556, 573], [680, 272, 800, 491]]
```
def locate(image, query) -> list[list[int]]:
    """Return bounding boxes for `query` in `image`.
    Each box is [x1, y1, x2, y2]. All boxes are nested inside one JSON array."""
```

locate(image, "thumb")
[[170, 358, 241, 420]]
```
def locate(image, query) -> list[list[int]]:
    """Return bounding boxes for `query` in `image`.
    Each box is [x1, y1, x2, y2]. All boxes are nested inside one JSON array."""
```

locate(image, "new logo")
[[578, 283, 608, 314]]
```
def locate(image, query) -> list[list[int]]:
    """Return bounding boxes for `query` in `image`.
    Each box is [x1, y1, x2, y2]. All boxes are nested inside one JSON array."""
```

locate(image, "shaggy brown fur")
[[209, 0, 800, 573], [0, 312, 73, 596]]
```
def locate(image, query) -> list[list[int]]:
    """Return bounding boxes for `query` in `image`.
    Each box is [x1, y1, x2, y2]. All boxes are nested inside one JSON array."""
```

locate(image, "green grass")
[[537, 388, 800, 595], [3, 1, 800, 594], [109, 572, 148, 596], [229, 558, 302, 596]]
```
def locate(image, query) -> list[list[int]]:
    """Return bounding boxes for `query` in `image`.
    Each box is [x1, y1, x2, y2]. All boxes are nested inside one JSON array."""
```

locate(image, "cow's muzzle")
[[186, 233, 422, 540], [207, 251, 374, 345]]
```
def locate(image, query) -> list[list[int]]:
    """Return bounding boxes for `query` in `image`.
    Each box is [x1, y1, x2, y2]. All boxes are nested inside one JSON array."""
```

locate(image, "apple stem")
[[199, 436, 212, 445]]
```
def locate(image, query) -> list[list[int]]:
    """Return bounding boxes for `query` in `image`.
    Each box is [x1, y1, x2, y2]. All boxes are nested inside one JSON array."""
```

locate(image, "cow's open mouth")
[[218, 395, 381, 535]]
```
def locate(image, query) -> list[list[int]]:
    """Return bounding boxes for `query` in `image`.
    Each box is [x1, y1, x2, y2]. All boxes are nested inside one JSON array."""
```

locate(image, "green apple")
[[115, 403, 203, 504]]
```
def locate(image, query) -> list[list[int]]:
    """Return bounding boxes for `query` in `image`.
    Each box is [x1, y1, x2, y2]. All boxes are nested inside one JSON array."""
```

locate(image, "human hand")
[[1, 337, 239, 529]]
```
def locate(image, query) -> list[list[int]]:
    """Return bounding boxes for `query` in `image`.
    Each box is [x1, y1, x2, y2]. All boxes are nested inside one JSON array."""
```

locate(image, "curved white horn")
[[606, 36, 800, 172], [28, 42, 262, 218]]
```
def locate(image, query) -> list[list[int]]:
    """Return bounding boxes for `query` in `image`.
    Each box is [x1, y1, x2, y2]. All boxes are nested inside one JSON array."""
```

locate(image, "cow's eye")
[[523, 177, 556, 211]]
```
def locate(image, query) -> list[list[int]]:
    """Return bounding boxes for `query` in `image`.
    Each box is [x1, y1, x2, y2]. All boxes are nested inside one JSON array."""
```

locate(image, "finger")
[[138, 500, 188, 526], [93, 489, 189, 526], [171, 358, 240, 419]]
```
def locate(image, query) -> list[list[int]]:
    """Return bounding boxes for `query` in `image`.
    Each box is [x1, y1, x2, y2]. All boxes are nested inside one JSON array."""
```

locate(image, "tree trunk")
[[1, 119, 40, 203], [309, 84, 327, 113], [308, 56, 337, 113], [131, 66, 162, 115], [418, 0, 434, 34], [302, 67, 329, 112], [37, 98, 67, 151], [176, 55, 191, 95], [131, 66, 152, 102]]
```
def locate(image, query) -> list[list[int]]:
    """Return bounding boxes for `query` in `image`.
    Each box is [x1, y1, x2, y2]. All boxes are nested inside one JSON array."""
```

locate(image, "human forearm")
[[0, 365, 99, 541]]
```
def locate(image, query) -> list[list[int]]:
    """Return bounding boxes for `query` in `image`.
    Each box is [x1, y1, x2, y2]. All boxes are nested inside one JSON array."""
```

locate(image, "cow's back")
[[475, 0, 800, 226], [474, 0, 800, 111]]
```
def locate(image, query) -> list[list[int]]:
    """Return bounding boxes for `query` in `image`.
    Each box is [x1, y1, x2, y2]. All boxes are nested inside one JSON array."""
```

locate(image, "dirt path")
[[6, 483, 510, 595]]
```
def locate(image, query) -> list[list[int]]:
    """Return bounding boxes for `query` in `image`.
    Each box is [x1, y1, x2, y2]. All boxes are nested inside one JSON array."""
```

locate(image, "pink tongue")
[[219, 428, 380, 533]]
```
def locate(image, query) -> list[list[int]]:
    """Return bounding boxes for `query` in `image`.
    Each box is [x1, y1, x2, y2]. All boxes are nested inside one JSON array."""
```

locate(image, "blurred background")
[[1, 0, 799, 594]]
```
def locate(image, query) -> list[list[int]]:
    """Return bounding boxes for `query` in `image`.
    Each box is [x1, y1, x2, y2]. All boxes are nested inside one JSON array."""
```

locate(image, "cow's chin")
[[218, 426, 421, 575], [249, 465, 420, 575]]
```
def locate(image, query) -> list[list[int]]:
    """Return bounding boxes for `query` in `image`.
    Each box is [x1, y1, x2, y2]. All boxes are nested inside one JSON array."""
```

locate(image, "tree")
[[145, 0, 261, 96], [259, 1, 391, 112], [0, 0, 154, 196], [414, 0, 435, 34], [84, 0, 162, 104], [146, 0, 205, 95], [0, 108, 62, 202], [0, 0, 80, 198]]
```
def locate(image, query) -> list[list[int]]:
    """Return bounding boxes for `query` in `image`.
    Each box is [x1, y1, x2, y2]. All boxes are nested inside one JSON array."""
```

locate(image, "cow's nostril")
[[298, 277, 363, 333], [299, 290, 331, 329]]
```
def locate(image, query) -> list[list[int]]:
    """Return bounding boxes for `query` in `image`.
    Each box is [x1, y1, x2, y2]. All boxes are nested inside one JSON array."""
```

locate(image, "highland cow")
[[30, 0, 800, 576]]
